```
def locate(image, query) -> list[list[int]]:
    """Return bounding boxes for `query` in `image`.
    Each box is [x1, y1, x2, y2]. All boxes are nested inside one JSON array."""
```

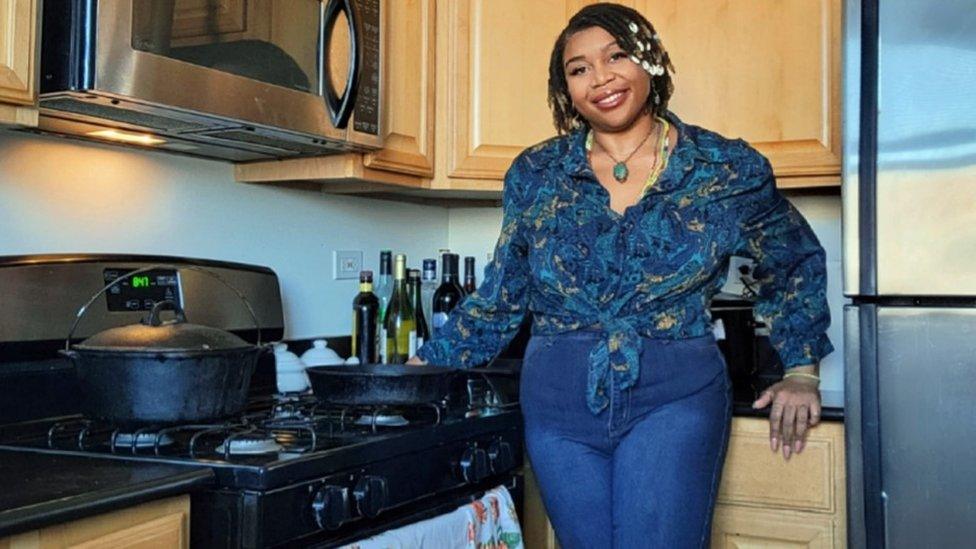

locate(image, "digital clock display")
[[103, 268, 180, 312]]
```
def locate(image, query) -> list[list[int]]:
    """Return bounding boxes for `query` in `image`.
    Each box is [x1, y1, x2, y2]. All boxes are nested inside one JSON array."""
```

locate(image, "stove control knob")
[[460, 446, 489, 483], [488, 440, 515, 474], [311, 485, 349, 530], [354, 475, 388, 518]]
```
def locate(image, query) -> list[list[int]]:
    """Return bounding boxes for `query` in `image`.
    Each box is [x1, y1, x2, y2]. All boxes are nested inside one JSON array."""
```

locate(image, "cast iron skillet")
[[306, 364, 458, 406]]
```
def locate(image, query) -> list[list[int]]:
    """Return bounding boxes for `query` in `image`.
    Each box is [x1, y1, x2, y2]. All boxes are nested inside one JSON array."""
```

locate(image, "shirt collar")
[[560, 110, 709, 179]]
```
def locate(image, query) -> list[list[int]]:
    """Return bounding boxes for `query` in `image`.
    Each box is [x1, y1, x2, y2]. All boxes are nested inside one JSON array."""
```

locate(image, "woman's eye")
[[610, 52, 628, 62], [568, 66, 587, 76]]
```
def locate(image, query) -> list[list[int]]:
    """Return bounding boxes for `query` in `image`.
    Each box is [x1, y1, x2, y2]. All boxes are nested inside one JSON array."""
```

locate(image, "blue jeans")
[[521, 331, 732, 549]]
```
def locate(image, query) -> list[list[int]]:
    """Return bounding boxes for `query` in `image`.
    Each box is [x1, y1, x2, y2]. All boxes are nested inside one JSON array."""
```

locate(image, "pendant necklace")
[[595, 121, 657, 183]]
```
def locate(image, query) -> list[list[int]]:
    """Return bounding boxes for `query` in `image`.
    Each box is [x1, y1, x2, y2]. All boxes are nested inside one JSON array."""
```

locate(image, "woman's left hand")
[[752, 372, 821, 460]]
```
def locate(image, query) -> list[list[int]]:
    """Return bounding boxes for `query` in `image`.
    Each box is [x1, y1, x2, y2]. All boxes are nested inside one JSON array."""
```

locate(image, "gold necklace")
[[640, 117, 671, 196], [593, 121, 657, 183]]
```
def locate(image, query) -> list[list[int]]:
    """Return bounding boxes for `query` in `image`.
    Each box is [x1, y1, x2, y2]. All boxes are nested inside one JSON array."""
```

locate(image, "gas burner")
[[270, 394, 315, 420], [216, 434, 284, 455], [354, 414, 409, 427], [112, 432, 174, 449]]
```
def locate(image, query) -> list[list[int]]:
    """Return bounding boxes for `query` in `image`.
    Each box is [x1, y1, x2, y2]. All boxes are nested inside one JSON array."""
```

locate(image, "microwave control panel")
[[354, 0, 381, 136]]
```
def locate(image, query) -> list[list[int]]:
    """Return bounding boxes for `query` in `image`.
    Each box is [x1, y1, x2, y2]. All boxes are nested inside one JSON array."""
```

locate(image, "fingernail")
[[796, 441, 804, 453], [770, 438, 778, 452], [784, 445, 792, 460]]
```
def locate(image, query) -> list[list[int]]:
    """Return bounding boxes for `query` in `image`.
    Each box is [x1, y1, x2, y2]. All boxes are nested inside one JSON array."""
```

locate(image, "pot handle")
[[143, 299, 187, 327], [65, 264, 264, 352]]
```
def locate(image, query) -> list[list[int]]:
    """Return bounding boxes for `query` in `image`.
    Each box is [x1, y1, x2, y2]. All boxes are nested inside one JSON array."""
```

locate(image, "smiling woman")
[[413, 3, 833, 548]]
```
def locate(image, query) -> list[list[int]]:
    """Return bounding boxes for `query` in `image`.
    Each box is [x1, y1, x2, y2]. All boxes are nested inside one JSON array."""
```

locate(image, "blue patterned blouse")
[[418, 111, 833, 414]]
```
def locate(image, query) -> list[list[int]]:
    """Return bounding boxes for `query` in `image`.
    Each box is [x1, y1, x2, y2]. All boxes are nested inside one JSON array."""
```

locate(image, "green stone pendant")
[[612, 162, 629, 183]]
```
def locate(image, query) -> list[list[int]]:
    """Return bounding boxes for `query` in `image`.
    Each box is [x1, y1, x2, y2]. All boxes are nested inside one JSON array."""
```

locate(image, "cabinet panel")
[[438, 0, 571, 183], [364, 0, 435, 178], [640, 0, 841, 181], [0, 496, 189, 549], [718, 418, 841, 513], [711, 505, 835, 548], [0, 0, 37, 107]]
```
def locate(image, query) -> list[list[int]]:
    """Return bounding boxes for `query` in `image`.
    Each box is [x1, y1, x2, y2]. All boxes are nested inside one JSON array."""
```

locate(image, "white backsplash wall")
[[448, 191, 847, 406], [0, 131, 449, 338]]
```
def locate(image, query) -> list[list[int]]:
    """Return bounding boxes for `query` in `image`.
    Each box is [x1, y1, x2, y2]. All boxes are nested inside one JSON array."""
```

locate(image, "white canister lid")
[[300, 339, 344, 367]]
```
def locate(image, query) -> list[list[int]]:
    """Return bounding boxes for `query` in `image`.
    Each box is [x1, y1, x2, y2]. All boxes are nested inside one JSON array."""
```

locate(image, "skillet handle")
[[65, 264, 264, 352]]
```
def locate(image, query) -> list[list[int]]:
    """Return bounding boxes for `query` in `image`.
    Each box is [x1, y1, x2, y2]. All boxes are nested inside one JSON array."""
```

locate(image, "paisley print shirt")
[[418, 111, 833, 414]]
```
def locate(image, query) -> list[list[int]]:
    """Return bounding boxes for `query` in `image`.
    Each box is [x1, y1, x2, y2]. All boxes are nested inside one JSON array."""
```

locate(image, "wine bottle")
[[432, 253, 464, 338], [351, 271, 379, 364], [463, 256, 477, 295], [383, 254, 417, 363], [421, 258, 437, 333], [375, 250, 393, 363], [408, 269, 430, 350]]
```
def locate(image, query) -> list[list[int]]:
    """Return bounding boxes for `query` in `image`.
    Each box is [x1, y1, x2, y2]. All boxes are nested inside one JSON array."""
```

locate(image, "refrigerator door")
[[876, 307, 976, 547], [844, 0, 976, 296]]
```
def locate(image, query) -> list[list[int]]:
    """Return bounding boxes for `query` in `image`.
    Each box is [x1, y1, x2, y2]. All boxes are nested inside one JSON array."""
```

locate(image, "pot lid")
[[75, 300, 250, 352]]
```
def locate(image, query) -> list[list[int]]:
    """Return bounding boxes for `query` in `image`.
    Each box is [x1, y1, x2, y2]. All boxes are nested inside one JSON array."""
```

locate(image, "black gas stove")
[[0, 255, 523, 548], [0, 392, 523, 547]]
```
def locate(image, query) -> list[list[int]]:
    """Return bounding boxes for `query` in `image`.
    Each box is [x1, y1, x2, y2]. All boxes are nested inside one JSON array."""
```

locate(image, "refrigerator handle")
[[881, 491, 890, 547]]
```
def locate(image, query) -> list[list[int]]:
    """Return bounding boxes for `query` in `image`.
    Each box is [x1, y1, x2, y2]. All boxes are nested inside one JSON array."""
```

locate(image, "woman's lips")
[[591, 89, 629, 111]]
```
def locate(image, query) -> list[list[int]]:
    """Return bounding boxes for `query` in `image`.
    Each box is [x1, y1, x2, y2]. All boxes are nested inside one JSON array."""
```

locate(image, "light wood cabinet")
[[640, 0, 842, 187], [0, 496, 190, 549], [521, 418, 846, 549], [0, 0, 39, 127], [364, 0, 436, 179], [236, 0, 840, 199]]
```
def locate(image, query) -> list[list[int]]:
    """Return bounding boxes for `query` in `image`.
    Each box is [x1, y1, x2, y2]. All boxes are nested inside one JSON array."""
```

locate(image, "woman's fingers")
[[769, 399, 784, 452], [795, 405, 810, 453], [780, 401, 797, 460]]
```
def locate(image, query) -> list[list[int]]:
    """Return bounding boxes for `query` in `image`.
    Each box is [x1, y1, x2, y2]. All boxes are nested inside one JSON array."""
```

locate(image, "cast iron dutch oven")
[[61, 267, 267, 426]]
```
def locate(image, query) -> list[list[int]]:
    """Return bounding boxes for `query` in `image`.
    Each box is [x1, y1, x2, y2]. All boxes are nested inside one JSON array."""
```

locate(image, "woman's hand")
[[405, 356, 428, 366], [752, 368, 821, 460]]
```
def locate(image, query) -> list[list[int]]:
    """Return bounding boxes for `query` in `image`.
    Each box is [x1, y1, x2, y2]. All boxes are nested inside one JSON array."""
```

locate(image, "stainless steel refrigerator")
[[843, 1, 976, 547]]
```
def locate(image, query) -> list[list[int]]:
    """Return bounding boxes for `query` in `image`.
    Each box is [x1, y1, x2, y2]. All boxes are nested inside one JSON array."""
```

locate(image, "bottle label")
[[408, 330, 417, 357]]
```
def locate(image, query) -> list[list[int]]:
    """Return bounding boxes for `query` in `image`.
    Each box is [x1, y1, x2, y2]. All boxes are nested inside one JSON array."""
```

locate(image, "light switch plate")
[[333, 250, 363, 280]]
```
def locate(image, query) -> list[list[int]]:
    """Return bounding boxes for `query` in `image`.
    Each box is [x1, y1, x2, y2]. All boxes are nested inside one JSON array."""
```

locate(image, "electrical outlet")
[[333, 250, 363, 280]]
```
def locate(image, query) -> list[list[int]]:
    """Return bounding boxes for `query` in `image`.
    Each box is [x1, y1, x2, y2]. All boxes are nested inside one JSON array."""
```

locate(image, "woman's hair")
[[547, 3, 675, 134]]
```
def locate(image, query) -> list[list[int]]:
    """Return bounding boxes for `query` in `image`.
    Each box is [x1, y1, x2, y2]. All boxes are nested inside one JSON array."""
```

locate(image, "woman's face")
[[562, 26, 651, 132]]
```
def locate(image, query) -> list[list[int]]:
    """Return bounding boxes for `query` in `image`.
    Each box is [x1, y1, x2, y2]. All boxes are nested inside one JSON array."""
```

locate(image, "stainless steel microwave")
[[37, 0, 383, 161]]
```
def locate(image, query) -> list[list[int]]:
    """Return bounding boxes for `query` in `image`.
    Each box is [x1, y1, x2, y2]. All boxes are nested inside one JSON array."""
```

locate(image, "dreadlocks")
[[547, 3, 675, 135]]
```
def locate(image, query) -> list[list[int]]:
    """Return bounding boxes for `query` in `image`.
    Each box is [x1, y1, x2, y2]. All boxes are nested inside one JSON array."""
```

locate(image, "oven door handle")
[[322, 0, 360, 128]]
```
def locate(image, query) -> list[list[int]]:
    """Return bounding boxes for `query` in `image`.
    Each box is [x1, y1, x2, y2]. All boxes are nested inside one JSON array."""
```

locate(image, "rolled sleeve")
[[417, 158, 532, 367], [734, 153, 834, 369]]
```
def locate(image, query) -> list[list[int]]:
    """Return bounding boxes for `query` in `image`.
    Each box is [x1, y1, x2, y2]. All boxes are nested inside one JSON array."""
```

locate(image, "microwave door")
[[322, 0, 359, 129]]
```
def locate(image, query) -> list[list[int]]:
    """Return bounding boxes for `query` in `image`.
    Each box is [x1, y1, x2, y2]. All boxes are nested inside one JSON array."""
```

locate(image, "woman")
[[412, 3, 832, 547]]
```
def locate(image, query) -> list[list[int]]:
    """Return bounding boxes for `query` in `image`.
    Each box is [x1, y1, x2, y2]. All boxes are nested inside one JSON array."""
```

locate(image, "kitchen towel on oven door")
[[342, 486, 523, 549]]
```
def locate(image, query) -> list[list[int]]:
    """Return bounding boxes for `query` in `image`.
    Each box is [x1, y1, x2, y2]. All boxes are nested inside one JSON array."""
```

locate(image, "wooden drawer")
[[711, 504, 837, 548], [717, 418, 844, 514], [0, 496, 189, 549]]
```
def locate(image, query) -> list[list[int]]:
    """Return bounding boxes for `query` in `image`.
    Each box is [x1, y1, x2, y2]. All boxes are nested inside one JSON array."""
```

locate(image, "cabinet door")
[[0, 0, 37, 106], [640, 0, 841, 185], [711, 504, 836, 548], [435, 0, 573, 189], [364, 0, 436, 178]]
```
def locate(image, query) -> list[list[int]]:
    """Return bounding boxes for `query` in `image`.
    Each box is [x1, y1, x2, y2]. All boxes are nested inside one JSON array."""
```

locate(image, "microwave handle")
[[322, 0, 360, 129]]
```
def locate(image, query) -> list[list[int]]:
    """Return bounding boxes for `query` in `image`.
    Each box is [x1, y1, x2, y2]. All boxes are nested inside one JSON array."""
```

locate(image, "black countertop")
[[0, 450, 214, 537]]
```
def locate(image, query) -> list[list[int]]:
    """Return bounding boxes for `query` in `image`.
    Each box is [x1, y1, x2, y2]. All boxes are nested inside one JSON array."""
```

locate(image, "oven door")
[[317, 475, 524, 549]]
